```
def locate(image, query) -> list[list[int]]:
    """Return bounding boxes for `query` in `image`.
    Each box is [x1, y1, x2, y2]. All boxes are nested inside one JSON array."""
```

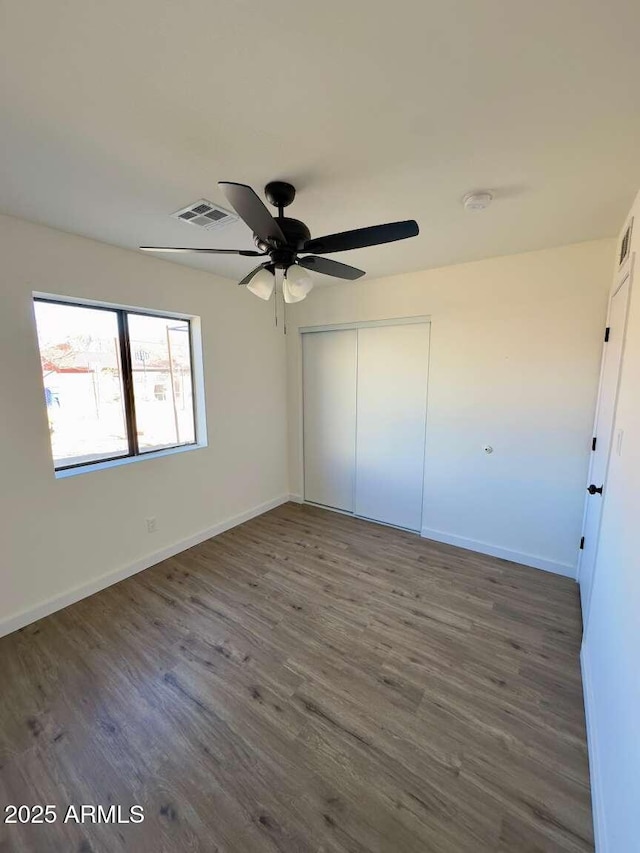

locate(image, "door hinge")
[[580, 536, 585, 550], [604, 326, 610, 342], [592, 436, 597, 451]]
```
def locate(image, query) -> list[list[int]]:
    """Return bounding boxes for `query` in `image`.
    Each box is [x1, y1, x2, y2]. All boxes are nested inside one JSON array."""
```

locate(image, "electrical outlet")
[[146, 517, 157, 534]]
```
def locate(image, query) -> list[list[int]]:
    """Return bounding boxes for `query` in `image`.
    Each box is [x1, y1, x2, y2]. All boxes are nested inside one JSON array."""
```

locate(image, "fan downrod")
[[253, 181, 310, 261]]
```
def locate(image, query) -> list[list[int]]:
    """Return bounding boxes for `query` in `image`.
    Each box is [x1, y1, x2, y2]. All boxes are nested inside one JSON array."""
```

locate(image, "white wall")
[[0, 214, 288, 635], [286, 239, 614, 576], [582, 198, 640, 852]]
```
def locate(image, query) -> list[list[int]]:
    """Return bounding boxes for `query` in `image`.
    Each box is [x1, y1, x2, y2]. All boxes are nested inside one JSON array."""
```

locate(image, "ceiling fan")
[[140, 181, 419, 303]]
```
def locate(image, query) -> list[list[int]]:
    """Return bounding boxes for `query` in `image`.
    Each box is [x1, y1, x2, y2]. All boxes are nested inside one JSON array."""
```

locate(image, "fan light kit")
[[283, 265, 313, 303], [140, 181, 420, 303], [246, 267, 275, 301], [463, 191, 493, 211]]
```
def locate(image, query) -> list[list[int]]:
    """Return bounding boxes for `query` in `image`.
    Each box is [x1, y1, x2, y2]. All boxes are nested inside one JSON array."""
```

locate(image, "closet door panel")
[[302, 330, 357, 511], [355, 324, 429, 530]]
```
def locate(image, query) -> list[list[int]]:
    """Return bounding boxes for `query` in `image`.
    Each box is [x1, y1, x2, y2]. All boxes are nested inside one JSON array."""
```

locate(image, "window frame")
[[33, 294, 206, 475]]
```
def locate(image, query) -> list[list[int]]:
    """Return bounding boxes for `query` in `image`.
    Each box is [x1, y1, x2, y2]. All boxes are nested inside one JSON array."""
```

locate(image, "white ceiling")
[[2, 0, 640, 284]]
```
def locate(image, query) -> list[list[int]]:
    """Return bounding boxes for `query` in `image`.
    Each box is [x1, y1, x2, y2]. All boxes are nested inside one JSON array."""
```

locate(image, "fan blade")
[[139, 247, 265, 255], [219, 182, 286, 246], [238, 263, 270, 287], [304, 220, 419, 254], [298, 256, 365, 280]]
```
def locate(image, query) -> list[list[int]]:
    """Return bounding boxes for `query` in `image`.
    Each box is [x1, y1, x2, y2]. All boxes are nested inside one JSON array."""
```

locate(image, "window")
[[33, 297, 200, 472]]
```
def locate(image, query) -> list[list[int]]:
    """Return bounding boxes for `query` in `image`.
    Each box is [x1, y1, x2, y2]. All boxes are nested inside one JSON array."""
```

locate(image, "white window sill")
[[54, 441, 207, 479]]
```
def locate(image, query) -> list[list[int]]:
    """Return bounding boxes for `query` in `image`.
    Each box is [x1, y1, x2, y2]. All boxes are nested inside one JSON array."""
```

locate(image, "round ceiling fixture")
[[463, 191, 493, 212]]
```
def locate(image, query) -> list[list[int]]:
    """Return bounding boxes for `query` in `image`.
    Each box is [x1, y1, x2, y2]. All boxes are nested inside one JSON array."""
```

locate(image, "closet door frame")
[[299, 316, 431, 530]]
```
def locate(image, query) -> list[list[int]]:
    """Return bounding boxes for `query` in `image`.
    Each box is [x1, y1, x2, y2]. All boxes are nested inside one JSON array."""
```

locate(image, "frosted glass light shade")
[[247, 268, 275, 300], [283, 265, 313, 303]]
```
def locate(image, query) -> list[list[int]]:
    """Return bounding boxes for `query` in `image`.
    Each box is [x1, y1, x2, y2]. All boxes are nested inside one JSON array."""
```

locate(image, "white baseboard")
[[420, 526, 576, 579], [288, 493, 304, 503], [581, 644, 607, 852], [0, 494, 290, 639]]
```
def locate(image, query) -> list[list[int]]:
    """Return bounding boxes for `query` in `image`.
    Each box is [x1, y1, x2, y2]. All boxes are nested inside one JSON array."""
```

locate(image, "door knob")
[[587, 484, 603, 495]]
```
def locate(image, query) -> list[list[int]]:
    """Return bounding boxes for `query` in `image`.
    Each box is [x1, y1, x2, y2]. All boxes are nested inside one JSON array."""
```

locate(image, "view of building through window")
[[34, 299, 196, 469], [128, 312, 195, 453]]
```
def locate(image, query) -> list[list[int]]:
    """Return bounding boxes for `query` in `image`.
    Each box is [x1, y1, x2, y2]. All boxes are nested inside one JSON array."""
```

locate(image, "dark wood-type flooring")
[[0, 502, 593, 852]]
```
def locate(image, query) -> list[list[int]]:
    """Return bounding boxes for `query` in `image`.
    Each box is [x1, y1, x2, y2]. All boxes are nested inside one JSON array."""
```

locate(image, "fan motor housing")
[[254, 216, 311, 263]]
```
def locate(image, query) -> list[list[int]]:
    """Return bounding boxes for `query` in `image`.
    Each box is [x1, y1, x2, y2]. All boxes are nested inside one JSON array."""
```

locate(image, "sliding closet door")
[[355, 323, 429, 531], [302, 330, 357, 511]]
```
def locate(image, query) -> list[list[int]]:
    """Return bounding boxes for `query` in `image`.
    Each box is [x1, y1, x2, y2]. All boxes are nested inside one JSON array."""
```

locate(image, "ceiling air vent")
[[171, 199, 238, 231], [619, 218, 633, 266]]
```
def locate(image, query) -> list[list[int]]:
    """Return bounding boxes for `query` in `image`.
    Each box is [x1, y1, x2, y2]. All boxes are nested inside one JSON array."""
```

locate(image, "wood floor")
[[0, 502, 593, 852]]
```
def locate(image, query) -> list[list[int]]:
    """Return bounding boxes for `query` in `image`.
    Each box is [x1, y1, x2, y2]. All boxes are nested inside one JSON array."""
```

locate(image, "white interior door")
[[579, 267, 632, 626], [355, 323, 430, 531], [302, 329, 357, 512]]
